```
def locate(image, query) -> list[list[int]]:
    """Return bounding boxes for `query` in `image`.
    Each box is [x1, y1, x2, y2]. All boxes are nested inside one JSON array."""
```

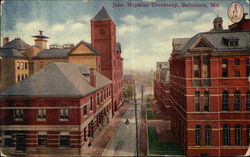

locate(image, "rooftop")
[[0, 62, 112, 97], [92, 7, 111, 21]]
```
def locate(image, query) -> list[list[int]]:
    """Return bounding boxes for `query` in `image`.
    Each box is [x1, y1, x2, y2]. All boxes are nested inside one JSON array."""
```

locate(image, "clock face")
[[227, 2, 244, 23], [99, 29, 106, 35]]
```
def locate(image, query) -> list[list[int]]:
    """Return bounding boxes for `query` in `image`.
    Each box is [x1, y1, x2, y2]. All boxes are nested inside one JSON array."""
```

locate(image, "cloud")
[[173, 10, 200, 21], [3, 19, 90, 46]]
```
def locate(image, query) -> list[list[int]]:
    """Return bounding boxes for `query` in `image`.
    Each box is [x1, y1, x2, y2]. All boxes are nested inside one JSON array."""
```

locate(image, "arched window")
[[222, 90, 229, 111], [204, 91, 210, 111], [194, 91, 200, 111], [246, 90, 250, 111], [234, 90, 241, 111]]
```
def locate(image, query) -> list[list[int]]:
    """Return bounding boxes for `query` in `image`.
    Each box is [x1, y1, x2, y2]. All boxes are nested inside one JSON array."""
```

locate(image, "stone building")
[[0, 62, 112, 155], [169, 16, 250, 156]]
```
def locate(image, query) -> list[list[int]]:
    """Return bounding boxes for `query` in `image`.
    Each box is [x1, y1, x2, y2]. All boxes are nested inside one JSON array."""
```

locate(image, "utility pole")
[[141, 84, 144, 103], [133, 80, 139, 157]]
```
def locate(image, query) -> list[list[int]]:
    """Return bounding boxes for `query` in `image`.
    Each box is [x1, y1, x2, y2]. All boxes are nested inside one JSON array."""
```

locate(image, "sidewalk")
[[139, 103, 147, 156], [82, 102, 130, 156]]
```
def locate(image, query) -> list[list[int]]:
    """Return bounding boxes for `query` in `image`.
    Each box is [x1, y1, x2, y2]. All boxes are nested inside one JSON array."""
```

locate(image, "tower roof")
[[92, 7, 111, 21], [32, 30, 49, 39]]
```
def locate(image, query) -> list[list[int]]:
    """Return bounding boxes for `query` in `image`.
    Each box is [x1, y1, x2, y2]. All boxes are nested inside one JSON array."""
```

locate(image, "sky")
[[1, 0, 249, 71]]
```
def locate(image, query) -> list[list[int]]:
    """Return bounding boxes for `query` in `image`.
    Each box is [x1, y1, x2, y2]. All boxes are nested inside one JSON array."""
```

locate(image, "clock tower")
[[91, 7, 116, 80]]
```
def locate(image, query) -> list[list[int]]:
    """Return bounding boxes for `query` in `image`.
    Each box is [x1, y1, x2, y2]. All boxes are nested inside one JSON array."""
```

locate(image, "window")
[[223, 124, 230, 145], [14, 109, 23, 120], [229, 40, 239, 46], [234, 59, 240, 65], [21, 74, 24, 81], [235, 125, 242, 145], [25, 62, 28, 69], [246, 90, 250, 111], [37, 109, 46, 119], [234, 70, 240, 77], [97, 93, 99, 105], [3, 131, 13, 147], [60, 135, 69, 146], [194, 91, 200, 111], [203, 58, 210, 78], [101, 91, 103, 102], [222, 90, 229, 111], [90, 97, 93, 111], [17, 62, 20, 69], [234, 90, 241, 111], [247, 125, 250, 145], [83, 105, 87, 116], [18, 75, 20, 82], [194, 58, 201, 78], [222, 59, 228, 77], [195, 125, 201, 145], [204, 91, 210, 111], [246, 59, 250, 77], [84, 127, 87, 141], [60, 109, 68, 119], [205, 125, 212, 145], [20, 62, 24, 69], [38, 135, 47, 146], [25, 74, 28, 78]]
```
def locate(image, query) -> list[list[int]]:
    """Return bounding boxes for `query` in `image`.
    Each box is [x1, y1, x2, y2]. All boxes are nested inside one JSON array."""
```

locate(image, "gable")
[[69, 43, 96, 55], [190, 36, 214, 50]]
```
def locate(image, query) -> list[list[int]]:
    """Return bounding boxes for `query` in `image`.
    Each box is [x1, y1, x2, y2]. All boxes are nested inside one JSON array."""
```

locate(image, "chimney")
[[3, 37, 9, 46], [90, 68, 96, 87], [32, 30, 49, 49]]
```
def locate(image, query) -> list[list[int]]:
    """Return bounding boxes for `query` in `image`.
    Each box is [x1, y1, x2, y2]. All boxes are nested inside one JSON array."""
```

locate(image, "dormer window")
[[229, 40, 239, 46], [222, 37, 239, 47]]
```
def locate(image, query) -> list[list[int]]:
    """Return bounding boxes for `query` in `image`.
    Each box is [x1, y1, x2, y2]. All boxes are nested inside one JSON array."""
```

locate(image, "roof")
[[81, 41, 101, 55], [92, 7, 111, 21], [0, 48, 27, 58], [2, 38, 30, 50], [172, 38, 190, 51], [116, 42, 121, 51], [68, 41, 101, 56], [180, 30, 250, 53], [0, 62, 112, 97], [33, 48, 71, 59]]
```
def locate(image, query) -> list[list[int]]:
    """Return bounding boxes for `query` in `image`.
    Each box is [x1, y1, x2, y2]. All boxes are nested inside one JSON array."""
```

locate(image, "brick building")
[[91, 7, 124, 113], [0, 6, 124, 115], [0, 62, 112, 155], [154, 62, 170, 120], [169, 16, 250, 157]]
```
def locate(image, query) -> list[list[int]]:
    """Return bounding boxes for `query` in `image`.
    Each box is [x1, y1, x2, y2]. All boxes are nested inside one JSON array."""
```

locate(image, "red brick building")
[[169, 16, 250, 157], [154, 62, 170, 120], [0, 62, 112, 155], [91, 7, 124, 114]]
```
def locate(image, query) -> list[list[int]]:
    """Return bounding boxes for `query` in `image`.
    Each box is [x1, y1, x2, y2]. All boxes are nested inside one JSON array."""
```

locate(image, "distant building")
[[0, 62, 112, 155], [154, 62, 170, 120], [169, 16, 250, 156], [124, 74, 134, 85]]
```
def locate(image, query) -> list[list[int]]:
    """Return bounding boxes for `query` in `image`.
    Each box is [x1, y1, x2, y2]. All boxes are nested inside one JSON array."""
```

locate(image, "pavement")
[[102, 101, 141, 156], [82, 102, 130, 156]]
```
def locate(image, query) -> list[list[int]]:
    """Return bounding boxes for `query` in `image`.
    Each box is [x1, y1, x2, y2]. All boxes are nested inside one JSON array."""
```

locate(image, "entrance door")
[[16, 133, 25, 151]]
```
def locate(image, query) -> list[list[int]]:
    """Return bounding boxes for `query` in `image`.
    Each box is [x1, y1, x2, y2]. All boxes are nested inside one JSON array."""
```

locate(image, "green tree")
[[124, 84, 134, 100]]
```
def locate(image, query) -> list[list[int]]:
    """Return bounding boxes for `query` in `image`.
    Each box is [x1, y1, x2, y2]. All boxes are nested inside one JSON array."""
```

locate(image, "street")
[[102, 101, 141, 156]]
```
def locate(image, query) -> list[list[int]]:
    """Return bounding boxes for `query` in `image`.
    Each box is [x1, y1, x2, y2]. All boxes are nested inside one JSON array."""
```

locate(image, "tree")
[[124, 84, 134, 101]]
